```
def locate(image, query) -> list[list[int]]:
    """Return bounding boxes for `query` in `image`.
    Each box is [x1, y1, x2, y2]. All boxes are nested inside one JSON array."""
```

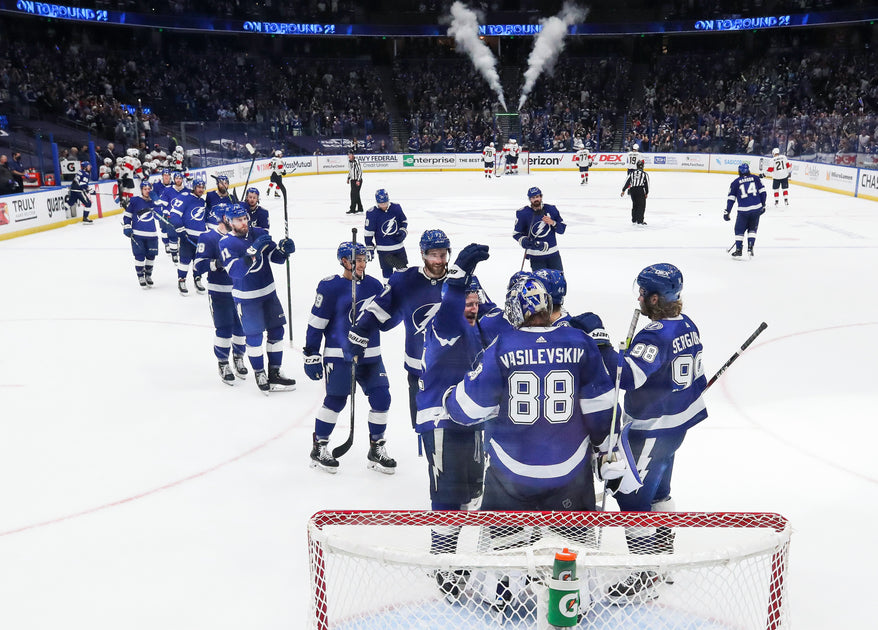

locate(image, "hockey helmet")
[[116, 157, 125, 166], [633, 143, 640, 151], [103, 157, 112, 165], [80, 161, 91, 170], [126, 148, 139, 157], [161, 168, 171, 176], [336, 240, 368, 264], [192, 177, 206, 190], [532, 268, 566, 306], [419, 229, 451, 255], [175, 145, 183, 153], [375, 189, 390, 204], [246, 187, 260, 198], [211, 202, 231, 223], [506, 270, 536, 290], [504, 277, 552, 328], [636, 159, 645, 170], [527, 186, 542, 199], [738, 163, 751, 176], [489, 142, 494, 148], [510, 139, 517, 145], [636, 263, 683, 302], [224, 203, 249, 222], [772, 148, 780, 156], [274, 150, 282, 158], [215, 175, 229, 184], [140, 179, 152, 190], [172, 171, 184, 182]]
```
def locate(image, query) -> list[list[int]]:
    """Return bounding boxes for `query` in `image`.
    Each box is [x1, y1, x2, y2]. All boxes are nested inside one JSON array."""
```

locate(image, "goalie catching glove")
[[593, 423, 642, 496]]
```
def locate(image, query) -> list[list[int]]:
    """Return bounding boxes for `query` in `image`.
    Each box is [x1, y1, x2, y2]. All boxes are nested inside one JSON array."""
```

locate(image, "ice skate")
[[310, 434, 339, 473], [218, 361, 235, 386], [193, 275, 206, 294], [255, 369, 270, 395], [233, 355, 248, 379], [607, 571, 661, 605], [268, 366, 296, 391], [367, 438, 396, 474], [178, 278, 189, 295], [138, 275, 148, 289], [731, 249, 744, 259]]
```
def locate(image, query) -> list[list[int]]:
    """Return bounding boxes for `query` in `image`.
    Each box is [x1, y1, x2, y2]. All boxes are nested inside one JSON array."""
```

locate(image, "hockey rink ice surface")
[[1, 168, 876, 629]]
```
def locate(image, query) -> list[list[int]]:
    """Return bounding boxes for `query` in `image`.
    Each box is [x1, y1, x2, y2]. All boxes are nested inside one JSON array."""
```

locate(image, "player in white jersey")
[[266, 150, 286, 198], [119, 149, 142, 207], [172, 146, 185, 172], [507, 139, 521, 175], [481, 142, 496, 179], [502, 141, 514, 175], [575, 148, 594, 185], [99, 158, 113, 180], [625, 143, 642, 174], [762, 148, 792, 207]]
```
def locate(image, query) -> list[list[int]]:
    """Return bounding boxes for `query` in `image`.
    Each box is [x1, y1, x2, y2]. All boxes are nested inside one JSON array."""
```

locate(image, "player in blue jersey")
[[363, 188, 409, 279], [151, 168, 174, 256], [571, 263, 707, 603], [66, 161, 94, 224], [303, 241, 395, 474], [157, 171, 188, 264], [194, 203, 249, 385], [347, 229, 452, 442], [243, 187, 270, 229], [513, 187, 566, 272], [219, 204, 296, 394], [725, 163, 767, 259], [206, 174, 235, 214], [122, 180, 161, 288], [169, 177, 209, 296], [415, 243, 493, 599]]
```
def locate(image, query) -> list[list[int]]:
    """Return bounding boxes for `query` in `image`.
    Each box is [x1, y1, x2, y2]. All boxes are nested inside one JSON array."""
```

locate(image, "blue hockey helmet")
[[636, 263, 683, 302], [375, 189, 390, 204], [506, 270, 536, 290], [224, 203, 250, 222], [192, 177, 206, 189], [216, 174, 229, 184], [172, 170, 184, 181], [161, 167, 171, 176], [140, 179, 152, 190], [738, 163, 750, 176], [527, 186, 542, 199], [532, 268, 566, 306], [211, 202, 231, 223], [505, 277, 552, 328], [246, 186, 260, 198], [337, 241, 368, 264], [419, 229, 451, 255]]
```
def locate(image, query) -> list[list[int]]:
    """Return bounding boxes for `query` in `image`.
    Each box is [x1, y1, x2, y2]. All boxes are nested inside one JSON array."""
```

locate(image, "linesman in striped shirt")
[[346, 151, 364, 214], [621, 159, 650, 225]]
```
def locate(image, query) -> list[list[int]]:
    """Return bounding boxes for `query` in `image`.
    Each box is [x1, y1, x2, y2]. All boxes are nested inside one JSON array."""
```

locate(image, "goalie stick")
[[706, 321, 768, 389], [332, 228, 359, 460]]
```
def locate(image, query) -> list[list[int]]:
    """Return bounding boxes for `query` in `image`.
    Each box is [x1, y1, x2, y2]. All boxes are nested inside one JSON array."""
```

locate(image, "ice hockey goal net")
[[308, 510, 791, 630]]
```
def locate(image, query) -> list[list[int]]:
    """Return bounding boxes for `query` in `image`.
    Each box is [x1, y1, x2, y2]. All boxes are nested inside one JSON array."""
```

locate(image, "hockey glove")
[[723, 211, 731, 222], [447, 243, 490, 287], [210, 259, 224, 272], [759, 206, 766, 215], [392, 229, 407, 244], [346, 325, 369, 360], [570, 312, 611, 346], [303, 353, 323, 380], [277, 237, 295, 258], [365, 246, 375, 262], [538, 240, 550, 253], [519, 236, 534, 250], [123, 226, 133, 238], [251, 233, 272, 252]]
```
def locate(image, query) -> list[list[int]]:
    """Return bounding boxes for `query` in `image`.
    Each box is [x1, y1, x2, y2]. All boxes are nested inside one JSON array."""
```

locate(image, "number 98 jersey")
[[618, 315, 708, 436]]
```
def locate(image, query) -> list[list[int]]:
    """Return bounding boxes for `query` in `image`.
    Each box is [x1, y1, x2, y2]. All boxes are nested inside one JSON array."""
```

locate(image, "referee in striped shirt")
[[346, 151, 364, 214], [621, 159, 650, 225]]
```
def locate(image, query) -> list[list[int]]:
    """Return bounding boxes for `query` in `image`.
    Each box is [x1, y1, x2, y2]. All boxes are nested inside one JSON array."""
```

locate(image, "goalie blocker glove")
[[593, 424, 642, 496]]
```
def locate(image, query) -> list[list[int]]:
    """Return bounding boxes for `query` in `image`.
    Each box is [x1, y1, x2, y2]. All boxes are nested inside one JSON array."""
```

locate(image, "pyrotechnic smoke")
[[447, 1, 507, 111], [518, 3, 588, 110]]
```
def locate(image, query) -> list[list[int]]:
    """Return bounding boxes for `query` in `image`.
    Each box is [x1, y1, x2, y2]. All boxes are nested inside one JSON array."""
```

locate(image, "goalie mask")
[[505, 277, 552, 328]]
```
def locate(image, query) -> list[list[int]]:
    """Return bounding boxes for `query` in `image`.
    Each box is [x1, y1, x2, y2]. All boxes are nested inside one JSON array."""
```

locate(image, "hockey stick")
[[599, 308, 641, 513], [706, 321, 768, 390], [280, 180, 293, 347], [232, 143, 256, 204], [332, 228, 359, 460]]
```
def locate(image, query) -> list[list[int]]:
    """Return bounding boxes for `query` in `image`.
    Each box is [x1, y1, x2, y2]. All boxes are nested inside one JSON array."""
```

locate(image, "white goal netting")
[[308, 510, 791, 630]]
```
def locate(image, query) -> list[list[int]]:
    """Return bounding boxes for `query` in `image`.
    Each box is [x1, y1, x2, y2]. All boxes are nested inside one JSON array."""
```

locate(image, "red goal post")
[[308, 510, 791, 630]]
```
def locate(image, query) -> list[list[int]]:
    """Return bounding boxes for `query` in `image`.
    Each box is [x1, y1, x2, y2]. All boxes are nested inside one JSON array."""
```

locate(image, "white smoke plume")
[[447, 1, 507, 111], [518, 3, 588, 111]]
